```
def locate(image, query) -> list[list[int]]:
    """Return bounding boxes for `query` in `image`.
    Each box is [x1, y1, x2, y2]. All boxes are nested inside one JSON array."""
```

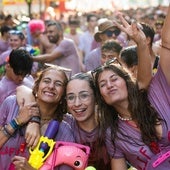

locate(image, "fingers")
[[12, 156, 27, 169]]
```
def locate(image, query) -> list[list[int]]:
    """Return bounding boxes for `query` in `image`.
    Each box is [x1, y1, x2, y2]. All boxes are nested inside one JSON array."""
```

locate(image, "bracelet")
[[15, 117, 22, 126], [10, 119, 20, 130], [2, 125, 12, 138], [29, 116, 41, 124]]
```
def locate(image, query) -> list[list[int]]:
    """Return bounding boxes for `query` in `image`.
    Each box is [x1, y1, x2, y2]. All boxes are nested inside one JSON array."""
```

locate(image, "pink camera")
[[40, 141, 90, 170]]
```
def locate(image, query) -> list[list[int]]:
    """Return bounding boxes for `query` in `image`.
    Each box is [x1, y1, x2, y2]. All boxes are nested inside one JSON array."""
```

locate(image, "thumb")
[[19, 98, 25, 109]]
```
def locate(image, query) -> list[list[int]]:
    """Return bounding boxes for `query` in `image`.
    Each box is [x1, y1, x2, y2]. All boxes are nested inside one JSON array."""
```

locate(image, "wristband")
[[10, 119, 20, 130], [2, 125, 12, 137], [29, 116, 41, 124]]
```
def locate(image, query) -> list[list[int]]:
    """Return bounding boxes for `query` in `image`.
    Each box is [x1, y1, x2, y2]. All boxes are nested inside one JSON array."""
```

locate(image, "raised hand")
[[114, 13, 146, 45]]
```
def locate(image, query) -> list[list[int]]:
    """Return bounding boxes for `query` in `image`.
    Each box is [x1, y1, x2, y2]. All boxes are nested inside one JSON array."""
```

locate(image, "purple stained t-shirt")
[[0, 76, 34, 104], [105, 66, 170, 170], [51, 38, 81, 76], [0, 95, 75, 170]]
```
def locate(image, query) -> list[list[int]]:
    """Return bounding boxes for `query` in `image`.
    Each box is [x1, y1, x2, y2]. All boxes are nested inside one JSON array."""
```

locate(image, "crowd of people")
[[0, 3, 169, 170]]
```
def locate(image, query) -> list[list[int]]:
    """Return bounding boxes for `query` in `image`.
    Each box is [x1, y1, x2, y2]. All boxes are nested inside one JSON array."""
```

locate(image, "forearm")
[[32, 54, 50, 62], [161, 4, 170, 47], [0, 118, 24, 148], [137, 40, 152, 89]]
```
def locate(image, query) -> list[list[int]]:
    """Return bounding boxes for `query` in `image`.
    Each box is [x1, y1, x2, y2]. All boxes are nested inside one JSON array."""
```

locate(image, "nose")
[[48, 82, 55, 89], [74, 96, 82, 106], [106, 81, 113, 88], [17, 75, 25, 81]]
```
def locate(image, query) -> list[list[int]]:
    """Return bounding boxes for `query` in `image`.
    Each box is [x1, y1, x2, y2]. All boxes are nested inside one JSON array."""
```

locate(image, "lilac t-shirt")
[[0, 76, 34, 104], [106, 66, 170, 170], [64, 113, 111, 170], [51, 38, 81, 76], [0, 96, 75, 170], [85, 47, 101, 72]]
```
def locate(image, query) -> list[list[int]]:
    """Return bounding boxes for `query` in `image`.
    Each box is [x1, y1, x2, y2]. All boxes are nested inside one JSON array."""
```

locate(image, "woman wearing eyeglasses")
[[93, 7, 170, 170], [65, 73, 111, 170]]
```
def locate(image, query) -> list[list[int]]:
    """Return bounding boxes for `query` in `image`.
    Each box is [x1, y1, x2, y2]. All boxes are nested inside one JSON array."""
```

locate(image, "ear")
[[5, 63, 10, 70], [146, 36, 151, 45], [131, 65, 138, 78]]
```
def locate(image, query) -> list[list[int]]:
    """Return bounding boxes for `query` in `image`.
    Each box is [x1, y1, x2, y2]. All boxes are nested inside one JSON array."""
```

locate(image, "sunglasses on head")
[[9, 30, 25, 40], [91, 58, 121, 80]]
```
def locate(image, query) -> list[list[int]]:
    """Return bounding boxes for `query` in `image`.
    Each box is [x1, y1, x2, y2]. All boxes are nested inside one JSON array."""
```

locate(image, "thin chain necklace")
[[118, 114, 132, 121]]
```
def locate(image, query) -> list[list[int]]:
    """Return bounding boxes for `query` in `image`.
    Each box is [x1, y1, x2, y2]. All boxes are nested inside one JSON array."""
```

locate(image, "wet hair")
[[47, 20, 63, 32], [32, 66, 68, 122], [140, 22, 155, 46], [0, 25, 11, 36], [9, 48, 33, 76], [120, 46, 138, 68], [101, 39, 123, 54], [94, 64, 162, 152]]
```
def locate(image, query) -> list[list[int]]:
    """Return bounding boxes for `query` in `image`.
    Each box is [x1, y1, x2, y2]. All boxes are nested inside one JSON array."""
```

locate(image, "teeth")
[[75, 109, 86, 112], [44, 92, 55, 96]]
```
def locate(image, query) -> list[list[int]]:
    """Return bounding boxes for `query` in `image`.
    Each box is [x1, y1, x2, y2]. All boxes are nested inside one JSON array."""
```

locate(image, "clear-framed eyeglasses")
[[66, 92, 93, 104]]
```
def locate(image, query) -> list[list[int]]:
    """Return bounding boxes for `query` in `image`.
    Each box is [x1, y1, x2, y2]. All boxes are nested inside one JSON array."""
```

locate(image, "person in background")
[[64, 17, 85, 72], [100, 39, 123, 65], [93, 7, 170, 169], [0, 25, 11, 55], [27, 19, 56, 54], [119, 45, 138, 79], [85, 19, 122, 72], [32, 20, 81, 76], [140, 22, 159, 74], [11, 66, 75, 170], [0, 30, 39, 78], [78, 13, 98, 64], [0, 48, 34, 104]]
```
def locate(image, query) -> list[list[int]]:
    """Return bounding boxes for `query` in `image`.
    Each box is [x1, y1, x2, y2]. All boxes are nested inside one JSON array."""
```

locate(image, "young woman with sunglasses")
[[10, 66, 75, 170], [93, 6, 170, 170]]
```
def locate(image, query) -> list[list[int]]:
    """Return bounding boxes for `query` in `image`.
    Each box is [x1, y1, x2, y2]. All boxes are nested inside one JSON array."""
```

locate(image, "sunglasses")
[[44, 63, 72, 79], [91, 58, 121, 80], [103, 28, 121, 37], [9, 30, 25, 40]]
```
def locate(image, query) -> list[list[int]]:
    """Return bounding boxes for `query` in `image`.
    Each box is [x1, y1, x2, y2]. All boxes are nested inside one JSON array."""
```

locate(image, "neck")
[[37, 100, 57, 120], [77, 115, 97, 132]]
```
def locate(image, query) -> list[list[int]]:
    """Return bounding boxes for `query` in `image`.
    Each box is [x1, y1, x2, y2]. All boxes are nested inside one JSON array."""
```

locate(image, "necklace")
[[118, 114, 132, 121]]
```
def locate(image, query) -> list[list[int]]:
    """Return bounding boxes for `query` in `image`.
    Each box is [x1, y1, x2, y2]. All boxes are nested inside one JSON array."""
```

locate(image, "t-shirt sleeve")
[[148, 65, 170, 121], [56, 120, 75, 142]]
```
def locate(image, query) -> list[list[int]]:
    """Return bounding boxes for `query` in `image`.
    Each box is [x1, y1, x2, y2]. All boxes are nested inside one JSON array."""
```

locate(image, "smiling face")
[[66, 79, 96, 123], [36, 69, 66, 105], [98, 69, 128, 107]]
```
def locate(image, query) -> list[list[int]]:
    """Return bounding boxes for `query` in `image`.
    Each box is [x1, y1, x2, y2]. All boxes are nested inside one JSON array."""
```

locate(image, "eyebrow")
[[43, 77, 64, 83], [99, 73, 117, 83]]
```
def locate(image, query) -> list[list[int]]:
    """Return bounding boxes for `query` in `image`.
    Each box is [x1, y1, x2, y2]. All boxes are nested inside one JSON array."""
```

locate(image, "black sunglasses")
[[91, 58, 121, 80], [103, 28, 121, 37]]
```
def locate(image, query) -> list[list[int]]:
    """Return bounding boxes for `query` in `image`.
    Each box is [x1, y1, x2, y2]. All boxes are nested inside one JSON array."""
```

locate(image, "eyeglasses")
[[91, 58, 121, 80], [66, 92, 93, 104], [9, 30, 25, 40]]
